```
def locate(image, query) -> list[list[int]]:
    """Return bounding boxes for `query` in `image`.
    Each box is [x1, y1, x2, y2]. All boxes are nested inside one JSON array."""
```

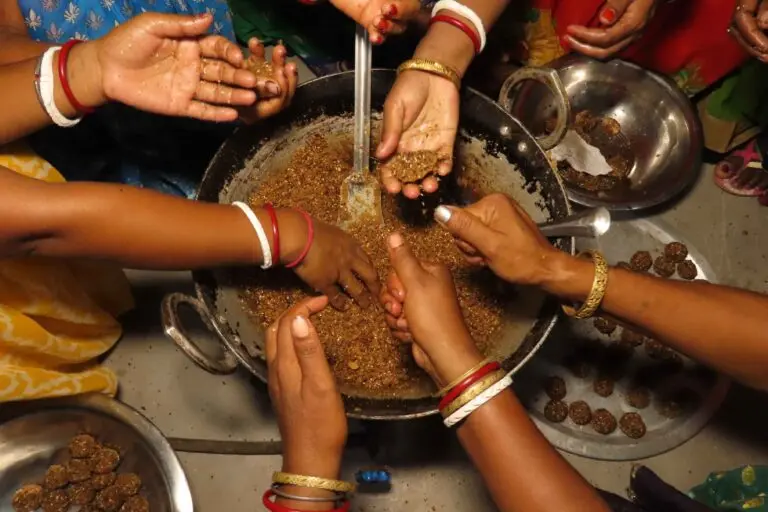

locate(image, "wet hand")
[[379, 233, 482, 385], [95, 13, 259, 122], [281, 212, 380, 310], [565, 0, 658, 59], [266, 296, 347, 477], [434, 194, 561, 286], [327, 0, 421, 44], [238, 39, 298, 124], [731, 0, 768, 62], [376, 70, 459, 199]]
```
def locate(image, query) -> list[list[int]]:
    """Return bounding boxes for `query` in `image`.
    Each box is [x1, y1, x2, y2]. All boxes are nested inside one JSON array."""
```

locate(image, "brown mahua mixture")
[[568, 401, 592, 426], [244, 135, 507, 396], [543, 376, 567, 400], [384, 150, 444, 183], [544, 399, 569, 423]]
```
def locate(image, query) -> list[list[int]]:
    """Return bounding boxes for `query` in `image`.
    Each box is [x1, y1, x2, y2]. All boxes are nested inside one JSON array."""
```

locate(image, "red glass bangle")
[[263, 490, 350, 512], [285, 209, 314, 269], [438, 362, 501, 411], [429, 14, 481, 55], [58, 40, 95, 114], [264, 203, 281, 265]]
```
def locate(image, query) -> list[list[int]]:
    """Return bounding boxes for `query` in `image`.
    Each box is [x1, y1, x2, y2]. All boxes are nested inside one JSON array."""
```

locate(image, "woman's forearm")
[[0, 167, 308, 269], [413, 0, 510, 75], [457, 390, 610, 512], [542, 253, 768, 390]]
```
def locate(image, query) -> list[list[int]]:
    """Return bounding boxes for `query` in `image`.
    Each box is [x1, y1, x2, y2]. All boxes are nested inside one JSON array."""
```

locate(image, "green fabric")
[[707, 61, 768, 127], [690, 466, 768, 511]]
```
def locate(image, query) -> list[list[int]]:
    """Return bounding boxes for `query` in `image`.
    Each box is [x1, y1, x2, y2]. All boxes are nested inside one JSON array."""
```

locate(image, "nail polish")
[[377, 19, 388, 31], [601, 7, 616, 24], [389, 3, 398, 16]]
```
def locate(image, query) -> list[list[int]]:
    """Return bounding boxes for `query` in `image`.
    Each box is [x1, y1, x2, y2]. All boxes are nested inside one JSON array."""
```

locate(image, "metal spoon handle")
[[353, 24, 372, 174], [537, 207, 611, 238]]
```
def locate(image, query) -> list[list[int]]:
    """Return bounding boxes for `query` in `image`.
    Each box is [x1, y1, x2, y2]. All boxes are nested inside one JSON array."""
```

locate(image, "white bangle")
[[443, 372, 513, 428], [232, 201, 273, 269], [431, 0, 487, 53], [35, 47, 82, 128]]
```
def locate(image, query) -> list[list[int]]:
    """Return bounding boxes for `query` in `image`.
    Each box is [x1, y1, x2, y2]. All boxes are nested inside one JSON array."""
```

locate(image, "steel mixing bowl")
[[499, 55, 703, 211], [0, 393, 192, 512]]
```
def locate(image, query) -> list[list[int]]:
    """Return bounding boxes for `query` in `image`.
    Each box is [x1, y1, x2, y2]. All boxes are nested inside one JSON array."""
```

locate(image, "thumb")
[[145, 12, 213, 38], [376, 97, 404, 159], [598, 0, 631, 26], [290, 298, 333, 382], [387, 232, 423, 283], [434, 205, 493, 253]]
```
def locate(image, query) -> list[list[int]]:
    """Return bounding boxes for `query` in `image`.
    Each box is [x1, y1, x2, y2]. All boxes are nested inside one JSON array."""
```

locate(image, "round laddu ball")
[[41, 490, 70, 512], [591, 409, 617, 435], [115, 473, 142, 498], [543, 376, 567, 400], [544, 400, 569, 423], [12, 484, 43, 512], [653, 256, 676, 278], [625, 386, 651, 409], [90, 472, 117, 490], [91, 448, 121, 474], [69, 434, 99, 458], [630, 251, 652, 272], [68, 482, 96, 505], [120, 495, 150, 512], [594, 317, 617, 335], [95, 486, 125, 512], [568, 401, 592, 425], [43, 465, 69, 490], [664, 242, 688, 262], [593, 376, 615, 397], [620, 328, 645, 347], [67, 458, 92, 483], [619, 412, 647, 439], [677, 260, 698, 280]]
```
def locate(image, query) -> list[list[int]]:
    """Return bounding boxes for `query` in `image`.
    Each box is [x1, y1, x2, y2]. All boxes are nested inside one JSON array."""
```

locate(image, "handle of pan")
[[161, 292, 238, 375], [498, 67, 571, 151]]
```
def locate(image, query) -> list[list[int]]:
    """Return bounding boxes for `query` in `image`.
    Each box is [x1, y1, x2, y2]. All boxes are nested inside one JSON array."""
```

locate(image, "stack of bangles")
[[34, 39, 95, 128], [232, 201, 314, 270], [437, 359, 513, 428], [263, 472, 356, 511], [429, 0, 487, 55]]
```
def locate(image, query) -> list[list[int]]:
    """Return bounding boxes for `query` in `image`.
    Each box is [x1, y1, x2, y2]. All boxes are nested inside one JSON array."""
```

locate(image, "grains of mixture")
[[244, 135, 506, 396], [246, 59, 274, 80], [383, 150, 444, 183]]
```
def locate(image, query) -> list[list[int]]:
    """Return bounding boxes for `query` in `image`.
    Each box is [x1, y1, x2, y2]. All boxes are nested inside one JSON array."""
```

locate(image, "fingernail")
[[600, 7, 616, 24], [384, 302, 393, 313], [434, 205, 452, 224], [388, 232, 404, 248], [396, 318, 408, 329], [373, 34, 383, 44], [377, 19, 388, 31], [291, 316, 310, 338], [389, 4, 397, 16], [266, 81, 280, 95]]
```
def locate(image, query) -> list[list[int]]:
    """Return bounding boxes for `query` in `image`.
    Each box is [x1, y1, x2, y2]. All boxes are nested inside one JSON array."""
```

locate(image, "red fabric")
[[540, 0, 748, 89]]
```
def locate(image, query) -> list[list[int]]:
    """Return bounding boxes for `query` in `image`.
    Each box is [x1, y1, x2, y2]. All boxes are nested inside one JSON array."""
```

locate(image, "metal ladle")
[[537, 207, 611, 238]]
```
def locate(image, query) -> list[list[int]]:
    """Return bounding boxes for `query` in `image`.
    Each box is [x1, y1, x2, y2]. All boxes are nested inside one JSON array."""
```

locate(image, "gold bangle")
[[440, 369, 505, 418], [272, 472, 356, 493], [397, 58, 461, 89], [434, 357, 491, 397], [561, 250, 609, 319]]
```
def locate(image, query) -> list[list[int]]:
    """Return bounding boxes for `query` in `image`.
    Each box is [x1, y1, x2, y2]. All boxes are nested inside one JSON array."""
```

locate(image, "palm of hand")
[[398, 76, 459, 156], [100, 36, 202, 117]]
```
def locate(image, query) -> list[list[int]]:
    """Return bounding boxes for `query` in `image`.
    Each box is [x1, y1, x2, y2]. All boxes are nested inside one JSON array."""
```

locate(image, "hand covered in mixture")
[[565, 0, 659, 59], [281, 211, 380, 310], [266, 296, 347, 478], [379, 233, 483, 385], [376, 70, 459, 199], [92, 13, 259, 121], [326, 0, 422, 43], [730, 0, 768, 62], [238, 38, 299, 124], [433, 194, 560, 286]]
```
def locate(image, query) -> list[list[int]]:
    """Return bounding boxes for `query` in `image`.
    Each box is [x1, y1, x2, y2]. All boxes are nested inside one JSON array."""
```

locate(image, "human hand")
[[379, 233, 483, 385], [730, 0, 768, 62], [327, 0, 421, 44], [238, 39, 298, 124], [280, 211, 380, 310], [565, 0, 658, 59], [92, 13, 259, 121], [266, 296, 347, 478], [433, 194, 561, 286], [376, 70, 459, 199]]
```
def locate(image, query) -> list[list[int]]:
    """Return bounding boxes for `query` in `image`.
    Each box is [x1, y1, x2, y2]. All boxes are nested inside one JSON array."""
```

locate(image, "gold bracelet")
[[397, 58, 461, 89], [440, 369, 505, 418], [272, 472, 356, 493], [434, 357, 491, 397], [561, 250, 609, 319]]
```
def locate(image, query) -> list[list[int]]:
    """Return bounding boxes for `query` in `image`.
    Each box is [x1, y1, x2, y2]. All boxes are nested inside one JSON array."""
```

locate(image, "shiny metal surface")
[[538, 207, 611, 238], [0, 394, 193, 512], [500, 55, 703, 211]]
